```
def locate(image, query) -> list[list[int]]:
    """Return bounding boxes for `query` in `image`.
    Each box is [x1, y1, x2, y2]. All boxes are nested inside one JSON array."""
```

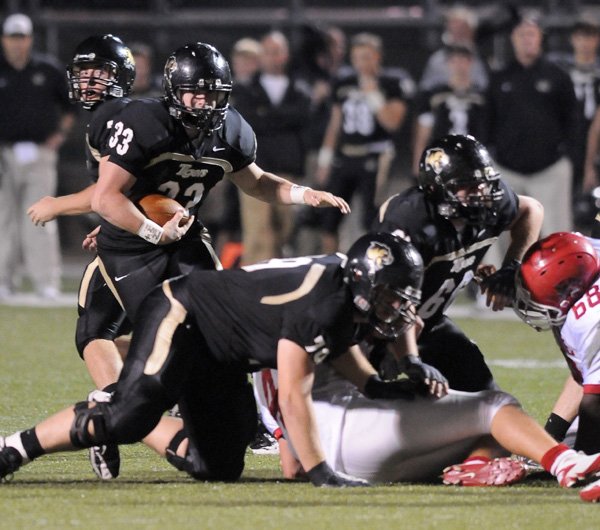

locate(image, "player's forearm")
[[54, 186, 95, 216], [505, 196, 544, 263], [278, 391, 325, 472], [91, 190, 146, 234], [329, 347, 377, 393]]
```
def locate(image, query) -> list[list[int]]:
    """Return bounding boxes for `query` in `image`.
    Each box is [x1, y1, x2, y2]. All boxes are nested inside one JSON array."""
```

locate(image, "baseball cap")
[[3, 13, 33, 37]]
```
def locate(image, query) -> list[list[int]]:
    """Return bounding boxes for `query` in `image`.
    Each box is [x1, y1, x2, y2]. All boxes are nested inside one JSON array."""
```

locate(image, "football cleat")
[[580, 478, 600, 502], [249, 419, 279, 455], [442, 457, 527, 486], [87, 390, 120, 480], [0, 437, 23, 483], [551, 449, 600, 488]]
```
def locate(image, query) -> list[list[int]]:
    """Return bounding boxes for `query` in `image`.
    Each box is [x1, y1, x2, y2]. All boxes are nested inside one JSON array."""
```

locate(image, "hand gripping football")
[[137, 194, 190, 227]]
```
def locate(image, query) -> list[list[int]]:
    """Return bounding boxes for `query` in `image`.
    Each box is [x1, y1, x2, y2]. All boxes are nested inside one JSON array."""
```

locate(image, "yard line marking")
[[488, 359, 566, 369]]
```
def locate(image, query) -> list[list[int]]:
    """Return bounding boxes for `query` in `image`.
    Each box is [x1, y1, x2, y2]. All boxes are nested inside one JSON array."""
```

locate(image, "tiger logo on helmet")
[[424, 148, 449, 175], [366, 242, 394, 271]]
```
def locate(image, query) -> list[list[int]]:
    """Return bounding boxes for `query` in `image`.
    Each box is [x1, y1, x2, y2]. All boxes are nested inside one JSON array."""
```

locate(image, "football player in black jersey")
[[373, 134, 544, 391], [27, 35, 136, 479], [0, 233, 449, 487], [91, 42, 349, 321], [83, 42, 348, 479]]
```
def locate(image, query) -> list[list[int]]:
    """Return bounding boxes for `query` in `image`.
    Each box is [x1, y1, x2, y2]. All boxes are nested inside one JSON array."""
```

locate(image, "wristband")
[[290, 185, 310, 205], [544, 412, 571, 442], [317, 147, 333, 168], [137, 218, 164, 245], [364, 91, 385, 113]]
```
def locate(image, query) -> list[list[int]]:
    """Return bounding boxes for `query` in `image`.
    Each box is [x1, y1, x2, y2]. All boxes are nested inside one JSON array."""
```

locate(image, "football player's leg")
[[168, 360, 257, 482], [76, 259, 131, 388], [419, 316, 496, 392], [333, 388, 519, 483], [490, 404, 600, 489]]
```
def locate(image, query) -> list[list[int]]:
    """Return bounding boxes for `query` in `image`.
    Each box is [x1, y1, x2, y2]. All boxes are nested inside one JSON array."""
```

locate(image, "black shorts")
[[320, 153, 380, 234], [97, 230, 219, 322], [75, 257, 131, 357]]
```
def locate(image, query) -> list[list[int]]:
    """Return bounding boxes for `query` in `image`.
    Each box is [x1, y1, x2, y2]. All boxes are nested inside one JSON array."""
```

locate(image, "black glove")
[[363, 374, 416, 400], [397, 355, 448, 391], [480, 259, 520, 299], [306, 461, 370, 487]]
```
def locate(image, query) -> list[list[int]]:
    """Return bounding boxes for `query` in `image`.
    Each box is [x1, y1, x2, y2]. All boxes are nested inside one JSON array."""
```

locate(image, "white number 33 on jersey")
[[108, 121, 134, 155]]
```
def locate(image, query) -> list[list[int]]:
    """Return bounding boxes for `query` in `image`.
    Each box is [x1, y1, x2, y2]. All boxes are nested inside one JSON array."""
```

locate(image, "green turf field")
[[1, 306, 598, 529]]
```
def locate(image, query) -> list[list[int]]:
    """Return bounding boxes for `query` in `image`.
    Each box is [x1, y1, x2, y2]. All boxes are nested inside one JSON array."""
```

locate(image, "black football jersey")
[[84, 97, 132, 180], [415, 85, 487, 143], [333, 72, 406, 146], [372, 182, 518, 324], [184, 254, 356, 369], [98, 98, 256, 251]]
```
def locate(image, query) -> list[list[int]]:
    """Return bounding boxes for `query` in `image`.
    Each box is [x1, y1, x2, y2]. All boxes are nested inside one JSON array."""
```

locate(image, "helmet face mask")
[[345, 233, 424, 340], [164, 43, 232, 135], [514, 232, 600, 331], [369, 284, 420, 339], [67, 35, 135, 110], [419, 135, 504, 226]]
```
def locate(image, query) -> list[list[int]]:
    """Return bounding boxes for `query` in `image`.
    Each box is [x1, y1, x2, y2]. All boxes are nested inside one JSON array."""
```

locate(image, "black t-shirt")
[[97, 99, 256, 252], [333, 71, 406, 147], [372, 182, 518, 324], [184, 254, 356, 369], [415, 84, 488, 144], [487, 58, 577, 173], [0, 53, 73, 143]]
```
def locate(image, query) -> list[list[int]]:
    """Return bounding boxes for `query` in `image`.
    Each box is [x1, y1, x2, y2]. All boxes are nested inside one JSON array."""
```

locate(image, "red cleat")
[[442, 457, 527, 487], [580, 478, 600, 502]]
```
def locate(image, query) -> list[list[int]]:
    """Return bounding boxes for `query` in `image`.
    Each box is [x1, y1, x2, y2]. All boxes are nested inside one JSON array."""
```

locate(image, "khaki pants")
[[484, 157, 572, 267], [0, 143, 61, 292], [238, 173, 298, 266]]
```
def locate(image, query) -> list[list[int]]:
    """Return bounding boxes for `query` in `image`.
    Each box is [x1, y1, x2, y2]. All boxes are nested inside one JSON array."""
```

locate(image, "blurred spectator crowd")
[[4, 3, 600, 294]]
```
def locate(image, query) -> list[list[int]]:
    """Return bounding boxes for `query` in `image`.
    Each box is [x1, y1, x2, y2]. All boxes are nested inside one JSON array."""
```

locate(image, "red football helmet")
[[514, 232, 599, 330]]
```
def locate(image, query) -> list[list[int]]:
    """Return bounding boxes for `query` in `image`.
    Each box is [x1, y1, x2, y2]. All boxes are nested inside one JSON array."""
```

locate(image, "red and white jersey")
[[560, 276, 600, 394]]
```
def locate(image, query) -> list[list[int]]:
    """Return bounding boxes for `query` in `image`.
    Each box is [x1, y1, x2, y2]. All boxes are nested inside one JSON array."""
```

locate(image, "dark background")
[[3, 0, 600, 253]]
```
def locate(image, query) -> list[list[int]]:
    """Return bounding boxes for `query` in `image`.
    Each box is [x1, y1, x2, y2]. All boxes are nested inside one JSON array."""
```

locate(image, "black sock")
[[20, 428, 45, 460]]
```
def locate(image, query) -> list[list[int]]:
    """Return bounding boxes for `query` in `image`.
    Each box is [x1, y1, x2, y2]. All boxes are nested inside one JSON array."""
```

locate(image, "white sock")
[[4, 432, 31, 464]]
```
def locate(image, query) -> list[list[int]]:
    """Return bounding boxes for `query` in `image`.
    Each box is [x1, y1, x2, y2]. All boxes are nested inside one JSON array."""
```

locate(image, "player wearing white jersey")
[[253, 362, 600, 497], [515, 231, 600, 502]]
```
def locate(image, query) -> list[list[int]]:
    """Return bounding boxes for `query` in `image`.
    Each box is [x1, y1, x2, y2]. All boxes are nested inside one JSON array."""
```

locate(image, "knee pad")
[[69, 401, 111, 448]]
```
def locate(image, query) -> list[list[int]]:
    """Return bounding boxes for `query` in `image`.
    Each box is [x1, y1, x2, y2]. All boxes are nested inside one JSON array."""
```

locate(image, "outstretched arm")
[[28, 184, 96, 226], [229, 162, 351, 213]]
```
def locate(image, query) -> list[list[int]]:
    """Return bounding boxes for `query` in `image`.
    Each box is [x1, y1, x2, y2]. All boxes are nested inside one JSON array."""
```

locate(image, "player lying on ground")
[[514, 231, 600, 502], [253, 359, 600, 500], [0, 233, 450, 487]]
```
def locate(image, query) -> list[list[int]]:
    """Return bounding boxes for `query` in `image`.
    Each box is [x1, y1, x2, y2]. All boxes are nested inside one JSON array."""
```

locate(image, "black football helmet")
[[344, 232, 424, 339], [67, 34, 136, 110], [418, 134, 504, 226], [163, 42, 232, 134]]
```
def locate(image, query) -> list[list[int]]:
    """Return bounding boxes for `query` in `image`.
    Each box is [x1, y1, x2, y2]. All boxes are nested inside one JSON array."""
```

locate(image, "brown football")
[[137, 194, 190, 227]]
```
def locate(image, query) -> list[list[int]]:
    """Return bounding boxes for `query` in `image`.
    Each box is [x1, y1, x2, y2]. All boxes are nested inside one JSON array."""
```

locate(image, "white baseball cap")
[[3, 13, 33, 37]]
